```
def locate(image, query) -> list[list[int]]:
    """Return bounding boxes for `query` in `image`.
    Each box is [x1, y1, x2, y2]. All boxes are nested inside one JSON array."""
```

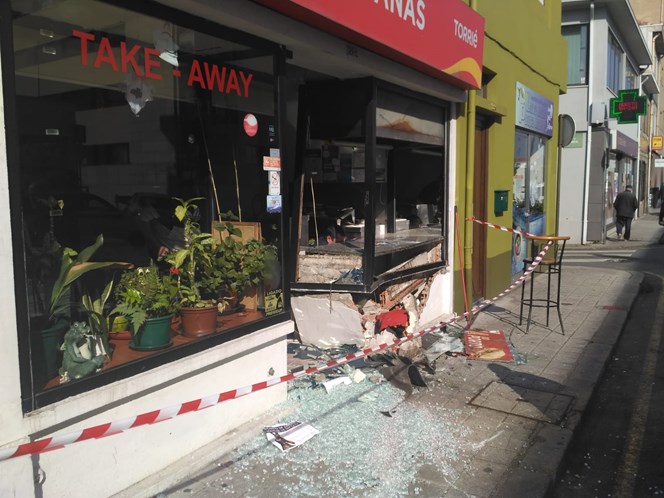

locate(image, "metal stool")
[[519, 235, 570, 334]]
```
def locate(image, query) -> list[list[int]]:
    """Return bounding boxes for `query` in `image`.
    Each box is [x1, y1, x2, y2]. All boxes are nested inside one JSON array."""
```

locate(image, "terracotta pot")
[[180, 306, 218, 338]]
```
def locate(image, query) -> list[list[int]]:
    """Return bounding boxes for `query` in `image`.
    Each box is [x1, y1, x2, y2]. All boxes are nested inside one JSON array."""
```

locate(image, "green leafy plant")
[[211, 219, 276, 298], [112, 262, 179, 332], [162, 197, 219, 308], [48, 234, 132, 326]]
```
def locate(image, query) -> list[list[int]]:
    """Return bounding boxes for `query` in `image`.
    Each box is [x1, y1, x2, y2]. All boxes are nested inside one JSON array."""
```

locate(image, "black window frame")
[[2, 0, 291, 412], [290, 77, 449, 298]]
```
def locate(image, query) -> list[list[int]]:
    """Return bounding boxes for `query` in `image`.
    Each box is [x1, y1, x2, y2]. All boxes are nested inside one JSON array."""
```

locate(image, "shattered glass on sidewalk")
[[203, 374, 469, 497]]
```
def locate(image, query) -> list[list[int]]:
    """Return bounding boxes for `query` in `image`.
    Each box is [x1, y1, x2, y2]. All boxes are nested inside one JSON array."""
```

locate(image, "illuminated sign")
[[609, 89, 646, 124]]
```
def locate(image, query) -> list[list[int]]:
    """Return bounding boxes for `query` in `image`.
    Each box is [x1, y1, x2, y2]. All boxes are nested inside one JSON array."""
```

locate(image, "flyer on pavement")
[[263, 422, 319, 452]]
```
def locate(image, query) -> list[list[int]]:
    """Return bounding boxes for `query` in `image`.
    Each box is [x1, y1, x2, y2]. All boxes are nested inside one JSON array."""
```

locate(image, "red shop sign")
[[252, 0, 484, 89]]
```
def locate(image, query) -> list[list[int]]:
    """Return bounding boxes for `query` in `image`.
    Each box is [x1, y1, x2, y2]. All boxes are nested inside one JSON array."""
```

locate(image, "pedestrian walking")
[[613, 185, 638, 240]]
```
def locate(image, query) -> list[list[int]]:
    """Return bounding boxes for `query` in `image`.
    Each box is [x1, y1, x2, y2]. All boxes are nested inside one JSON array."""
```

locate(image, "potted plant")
[[162, 197, 220, 338], [112, 262, 179, 350], [210, 219, 276, 313], [35, 234, 131, 381], [80, 278, 116, 360]]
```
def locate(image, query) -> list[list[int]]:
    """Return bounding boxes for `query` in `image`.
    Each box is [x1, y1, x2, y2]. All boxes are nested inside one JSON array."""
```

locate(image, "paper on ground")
[[263, 422, 320, 452], [322, 376, 352, 393]]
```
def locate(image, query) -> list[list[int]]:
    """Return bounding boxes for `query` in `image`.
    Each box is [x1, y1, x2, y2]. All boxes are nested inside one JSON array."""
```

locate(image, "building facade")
[[559, 0, 652, 244], [0, 0, 485, 495], [631, 0, 664, 204], [460, 0, 567, 305]]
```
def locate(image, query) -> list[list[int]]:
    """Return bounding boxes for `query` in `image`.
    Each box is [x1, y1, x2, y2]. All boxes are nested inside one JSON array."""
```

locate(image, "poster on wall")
[[515, 82, 554, 138]]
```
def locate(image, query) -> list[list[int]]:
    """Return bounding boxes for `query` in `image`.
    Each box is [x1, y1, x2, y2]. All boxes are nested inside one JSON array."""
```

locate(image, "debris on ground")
[[263, 422, 319, 452]]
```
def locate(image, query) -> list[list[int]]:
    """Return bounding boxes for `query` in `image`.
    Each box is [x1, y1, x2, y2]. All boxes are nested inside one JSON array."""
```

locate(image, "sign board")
[[652, 135, 663, 151], [558, 114, 575, 147], [515, 82, 554, 137], [609, 89, 647, 124], [568, 132, 585, 148], [251, 0, 485, 89], [655, 158, 664, 168]]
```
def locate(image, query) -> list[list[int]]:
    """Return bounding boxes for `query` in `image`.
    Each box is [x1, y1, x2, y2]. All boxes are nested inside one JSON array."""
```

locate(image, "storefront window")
[[512, 131, 547, 274], [10, 0, 285, 407], [292, 78, 446, 293]]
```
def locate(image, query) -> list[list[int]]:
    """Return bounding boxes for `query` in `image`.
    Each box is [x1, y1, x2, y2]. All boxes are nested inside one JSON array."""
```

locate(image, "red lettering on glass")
[[144, 47, 162, 81], [203, 62, 227, 92], [120, 42, 143, 76], [226, 70, 241, 96], [71, 30, 253, 98], [240, 71, 253, 97], [187, 60, 206, 89], [94, 37, 118, 71], [72, 30, 95, 66]]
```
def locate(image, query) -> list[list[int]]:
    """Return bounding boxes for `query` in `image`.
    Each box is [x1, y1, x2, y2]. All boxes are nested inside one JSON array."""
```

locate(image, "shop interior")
[[291, 77, 448, 293]]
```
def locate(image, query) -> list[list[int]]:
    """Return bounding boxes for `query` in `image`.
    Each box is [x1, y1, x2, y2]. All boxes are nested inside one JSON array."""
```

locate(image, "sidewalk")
[[130, 215, 660, 498]]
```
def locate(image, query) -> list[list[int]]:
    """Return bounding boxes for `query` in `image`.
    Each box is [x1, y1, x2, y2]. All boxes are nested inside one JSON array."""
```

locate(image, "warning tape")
[[467, 216, 541, 239], [0, 226, 553, 462]]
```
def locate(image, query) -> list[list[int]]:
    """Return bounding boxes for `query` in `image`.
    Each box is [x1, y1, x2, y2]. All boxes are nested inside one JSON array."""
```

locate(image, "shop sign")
[[251, 0, 484, 89], [72, 30, 254, 97], [568, 132, 584, 148], [652, 135, 663, 151], [515, 82, 554, 137], [609, 89, 646, 124], [263, 156, 281, 170], [264, 289, 285, 316], [611, 129, 638, 158]]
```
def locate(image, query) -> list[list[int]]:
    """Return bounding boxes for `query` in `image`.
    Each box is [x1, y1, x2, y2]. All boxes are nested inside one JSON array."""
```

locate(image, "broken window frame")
[[290, 77, 449, 296]]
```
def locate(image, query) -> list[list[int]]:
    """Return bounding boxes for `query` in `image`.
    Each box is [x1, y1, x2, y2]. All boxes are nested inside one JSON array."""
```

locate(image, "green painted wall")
[[453, 0, 568, 312]]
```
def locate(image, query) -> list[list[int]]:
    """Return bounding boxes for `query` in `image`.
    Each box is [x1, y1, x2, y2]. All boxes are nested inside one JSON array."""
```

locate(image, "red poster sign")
[[252, 0, 484, 89], [464, 330, 514, 362]]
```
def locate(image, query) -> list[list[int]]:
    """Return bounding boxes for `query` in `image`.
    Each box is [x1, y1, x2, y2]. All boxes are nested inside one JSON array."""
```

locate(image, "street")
[[551, 224, 664, 497]]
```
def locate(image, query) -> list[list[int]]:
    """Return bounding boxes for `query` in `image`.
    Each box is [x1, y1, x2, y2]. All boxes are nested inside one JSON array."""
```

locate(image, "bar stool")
[[519, 234, 570, 334]]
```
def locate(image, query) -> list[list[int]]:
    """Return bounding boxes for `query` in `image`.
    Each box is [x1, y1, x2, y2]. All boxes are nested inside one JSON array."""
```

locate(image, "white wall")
[[0, 321, 290, 497]]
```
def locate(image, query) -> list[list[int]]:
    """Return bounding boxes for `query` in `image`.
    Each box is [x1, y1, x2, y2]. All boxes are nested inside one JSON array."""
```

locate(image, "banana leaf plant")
[[81, 279, 115, 359], [48, 234, 132, 326]]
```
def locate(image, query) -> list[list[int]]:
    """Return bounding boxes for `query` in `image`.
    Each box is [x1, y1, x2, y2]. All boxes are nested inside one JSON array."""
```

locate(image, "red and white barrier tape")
[[0, 228, 554, 462], [467, 216, 541, 239]]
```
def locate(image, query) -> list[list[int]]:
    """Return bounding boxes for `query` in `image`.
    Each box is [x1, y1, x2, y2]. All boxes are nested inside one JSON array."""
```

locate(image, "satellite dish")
[[559, 114, 576, 147]]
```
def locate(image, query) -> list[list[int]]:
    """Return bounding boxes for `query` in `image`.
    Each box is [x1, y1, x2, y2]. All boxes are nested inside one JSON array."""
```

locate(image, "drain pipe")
[[464, 0, 478, 310]]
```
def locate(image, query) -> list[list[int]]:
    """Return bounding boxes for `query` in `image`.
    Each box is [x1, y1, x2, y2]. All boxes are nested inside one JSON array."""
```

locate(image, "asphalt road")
[[549, 242, 664, 497]]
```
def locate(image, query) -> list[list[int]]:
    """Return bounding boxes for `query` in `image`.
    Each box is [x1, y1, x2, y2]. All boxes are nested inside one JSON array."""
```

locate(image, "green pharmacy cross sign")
[[609, 89, 647, 124]]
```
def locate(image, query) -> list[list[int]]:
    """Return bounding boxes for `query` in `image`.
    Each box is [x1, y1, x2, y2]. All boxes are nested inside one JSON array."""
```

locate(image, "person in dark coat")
[[613, 185, 638, 240]]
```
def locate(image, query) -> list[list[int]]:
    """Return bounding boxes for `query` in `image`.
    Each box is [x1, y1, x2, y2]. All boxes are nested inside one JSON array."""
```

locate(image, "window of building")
[[562, 24, 588, 85], [625, 63, 638, 90], [512, 131, 547, 274], [8, 0, 287, 410], [607, 32, 623, 94]]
